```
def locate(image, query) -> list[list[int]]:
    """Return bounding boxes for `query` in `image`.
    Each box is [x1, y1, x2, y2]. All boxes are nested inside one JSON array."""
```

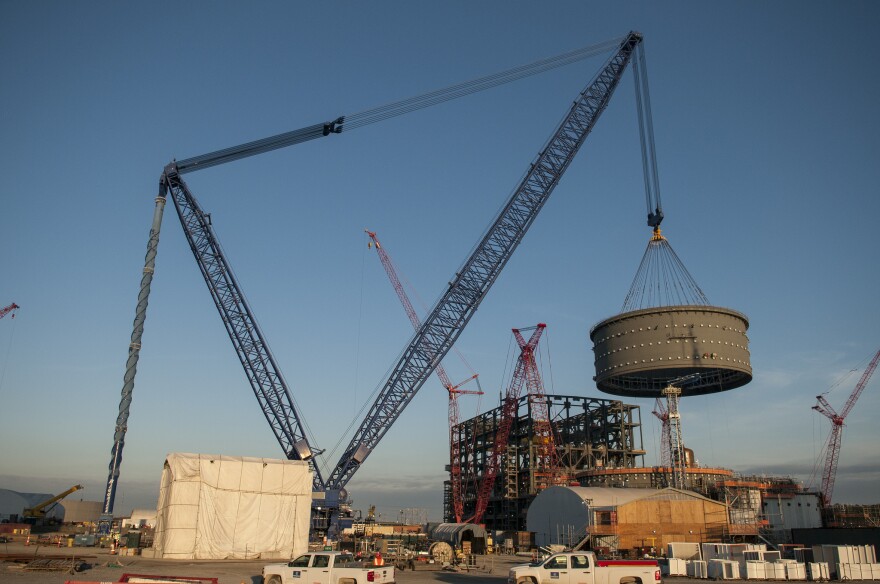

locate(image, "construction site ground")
[[1, 541, 513, 584], [0, 541, 714, 584]]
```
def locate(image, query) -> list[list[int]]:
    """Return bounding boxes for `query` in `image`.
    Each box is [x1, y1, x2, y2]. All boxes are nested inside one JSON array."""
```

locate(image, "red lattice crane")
[[0, 303, 19, 320], [469, 323, 565, 524], [812, 348, 880, 506], [365, 230, 482, 522]]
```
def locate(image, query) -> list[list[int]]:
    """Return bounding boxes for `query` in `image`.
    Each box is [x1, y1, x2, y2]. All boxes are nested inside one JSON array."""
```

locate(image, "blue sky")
[[1, 2, 878, 522]]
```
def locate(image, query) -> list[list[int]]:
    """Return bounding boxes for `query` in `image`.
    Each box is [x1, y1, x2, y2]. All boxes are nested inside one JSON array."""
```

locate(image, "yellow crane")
[[22, 484, 83, 520]]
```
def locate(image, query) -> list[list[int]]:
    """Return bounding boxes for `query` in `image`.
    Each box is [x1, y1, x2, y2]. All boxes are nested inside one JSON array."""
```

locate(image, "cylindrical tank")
[[590, 305, 751, 397]]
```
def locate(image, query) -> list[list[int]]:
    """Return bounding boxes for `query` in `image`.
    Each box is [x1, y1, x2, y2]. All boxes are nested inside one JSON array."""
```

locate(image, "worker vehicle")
[[508, 551, 660, 584], [262, 551, 395, 584]]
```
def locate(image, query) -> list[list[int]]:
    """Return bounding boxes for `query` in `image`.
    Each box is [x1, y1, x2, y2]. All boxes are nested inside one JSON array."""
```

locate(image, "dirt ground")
[[0, 541, 739, 584], [0, 540, 530, 584]]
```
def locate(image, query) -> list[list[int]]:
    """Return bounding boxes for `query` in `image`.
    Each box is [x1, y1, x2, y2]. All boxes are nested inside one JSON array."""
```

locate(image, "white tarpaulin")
[[151, 453, 312, 560]]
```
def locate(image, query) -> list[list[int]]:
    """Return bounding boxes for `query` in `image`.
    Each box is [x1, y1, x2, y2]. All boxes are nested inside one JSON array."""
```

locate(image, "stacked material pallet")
[[708, 559, 739, 580], [805, 562, 829, 581], [687, 560, 708, 579], [668, 542, 701, 561], [703, 543, 767, 563], [745, 550, 783, 562], [664, 558, 688, 576], [778, 559, 806, 581], [741, 560, 768, 580], [812, 544, 877, 580], [766, 561, 787, 580]]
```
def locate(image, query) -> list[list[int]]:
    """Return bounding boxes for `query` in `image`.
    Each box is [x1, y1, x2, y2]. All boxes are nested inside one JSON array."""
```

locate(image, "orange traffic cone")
[[25, 535, 30, 546]]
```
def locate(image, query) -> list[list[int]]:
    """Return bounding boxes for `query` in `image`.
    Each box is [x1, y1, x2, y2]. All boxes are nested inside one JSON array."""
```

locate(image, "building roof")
[[552, 486, 721, 508], [429, 523, 486, 546]]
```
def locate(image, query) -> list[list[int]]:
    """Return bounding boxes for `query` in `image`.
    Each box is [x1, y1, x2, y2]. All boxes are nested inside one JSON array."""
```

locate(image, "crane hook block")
[[322, 116, 345, 136]]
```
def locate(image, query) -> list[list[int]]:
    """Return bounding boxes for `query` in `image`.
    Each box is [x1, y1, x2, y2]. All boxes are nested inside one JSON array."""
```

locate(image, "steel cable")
[[343, 37, 624, 131]]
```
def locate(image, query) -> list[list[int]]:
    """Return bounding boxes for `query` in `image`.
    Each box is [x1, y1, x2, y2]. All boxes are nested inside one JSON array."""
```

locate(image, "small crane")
[[0, 303, 19, 320], [22, 484, 83, 521], [651, 398, 671, 470], [813, 348, 880, 506]]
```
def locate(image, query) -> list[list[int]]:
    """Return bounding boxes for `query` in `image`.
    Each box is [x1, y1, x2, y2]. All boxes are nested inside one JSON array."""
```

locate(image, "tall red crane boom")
[[813, 348, 880, 505], [365, 230, 481, 522], [0, 303, 19, 320], [469, 324, 552, 524]]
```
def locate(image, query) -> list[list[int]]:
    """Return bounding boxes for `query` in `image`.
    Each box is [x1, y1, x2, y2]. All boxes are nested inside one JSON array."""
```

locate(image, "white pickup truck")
[[262, 551, 395, 584], [509, 551, 661, 584]]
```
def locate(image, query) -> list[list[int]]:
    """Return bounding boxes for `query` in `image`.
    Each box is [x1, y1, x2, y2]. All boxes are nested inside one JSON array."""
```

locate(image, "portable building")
[[150, 453, 312, 559]]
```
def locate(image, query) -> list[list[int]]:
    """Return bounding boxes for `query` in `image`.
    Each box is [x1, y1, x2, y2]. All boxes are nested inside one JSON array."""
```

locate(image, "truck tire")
[[517, 578, 538, 584], [620, 578, 642, 584], [338, 579, 356, 584], [265, 577, 282, 584]]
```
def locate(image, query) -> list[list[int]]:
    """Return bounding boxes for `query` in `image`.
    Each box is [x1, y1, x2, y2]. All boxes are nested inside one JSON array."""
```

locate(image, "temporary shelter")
[[151, 453, 312, 559], [429, 523, 488, 554]]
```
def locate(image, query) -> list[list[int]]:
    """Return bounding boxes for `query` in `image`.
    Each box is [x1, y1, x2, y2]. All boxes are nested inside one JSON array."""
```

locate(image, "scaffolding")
[[446, 394, 644, 528], [822, 503, 880, 528]]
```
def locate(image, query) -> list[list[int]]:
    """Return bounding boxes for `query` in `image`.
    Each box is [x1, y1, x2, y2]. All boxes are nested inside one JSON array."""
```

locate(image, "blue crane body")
[[102, 32, 644, 529]]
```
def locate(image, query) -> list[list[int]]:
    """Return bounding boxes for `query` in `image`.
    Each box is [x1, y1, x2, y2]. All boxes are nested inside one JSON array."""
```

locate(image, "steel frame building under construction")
[[444, 394, 644, 530]]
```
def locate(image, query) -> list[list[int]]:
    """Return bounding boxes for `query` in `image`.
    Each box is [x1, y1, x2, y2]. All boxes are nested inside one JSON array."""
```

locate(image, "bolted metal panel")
[[590, 305, 751, 397]]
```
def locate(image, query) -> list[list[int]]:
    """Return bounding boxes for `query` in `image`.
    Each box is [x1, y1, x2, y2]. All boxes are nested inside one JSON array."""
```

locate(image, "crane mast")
[[652, 398, 672, 470], [325, 32, 643, 491], [516, 326, 565, 491], [813, 348, 880, 505], [102, 117, 344, 515], [469, 324, 545, 524]]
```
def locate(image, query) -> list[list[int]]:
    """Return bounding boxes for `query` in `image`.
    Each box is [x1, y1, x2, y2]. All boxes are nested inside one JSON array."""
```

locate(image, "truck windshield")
[[289, 555, 311, 567]]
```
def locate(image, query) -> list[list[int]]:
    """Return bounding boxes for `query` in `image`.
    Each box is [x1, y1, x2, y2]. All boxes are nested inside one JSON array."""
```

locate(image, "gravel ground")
[[0, 542, 527, 584], [0, 542, 756, 584]]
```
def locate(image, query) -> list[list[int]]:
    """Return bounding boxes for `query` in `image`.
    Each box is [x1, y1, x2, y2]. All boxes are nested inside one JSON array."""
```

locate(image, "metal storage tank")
[[590, 305, 751, 397]]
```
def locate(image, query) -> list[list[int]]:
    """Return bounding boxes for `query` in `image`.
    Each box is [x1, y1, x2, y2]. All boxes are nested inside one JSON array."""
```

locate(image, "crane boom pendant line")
[[325, 32, 643, 491], [103, 190, 167, 514]]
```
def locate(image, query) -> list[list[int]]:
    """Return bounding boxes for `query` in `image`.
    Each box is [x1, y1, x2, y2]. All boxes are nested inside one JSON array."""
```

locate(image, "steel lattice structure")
[[447, 393, 644, 530]]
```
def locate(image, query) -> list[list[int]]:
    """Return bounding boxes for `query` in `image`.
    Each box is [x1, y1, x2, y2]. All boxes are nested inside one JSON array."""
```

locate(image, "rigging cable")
[[343, 37, 624, 131], [174, 37, 625, 174]]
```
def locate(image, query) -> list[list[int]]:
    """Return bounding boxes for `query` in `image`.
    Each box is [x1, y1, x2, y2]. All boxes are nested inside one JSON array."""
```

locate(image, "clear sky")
[[1, 1, 878, 522]]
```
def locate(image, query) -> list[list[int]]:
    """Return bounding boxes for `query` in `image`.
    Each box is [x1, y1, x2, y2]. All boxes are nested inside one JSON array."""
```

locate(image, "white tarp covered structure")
[[151, 453, 312, 560]]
